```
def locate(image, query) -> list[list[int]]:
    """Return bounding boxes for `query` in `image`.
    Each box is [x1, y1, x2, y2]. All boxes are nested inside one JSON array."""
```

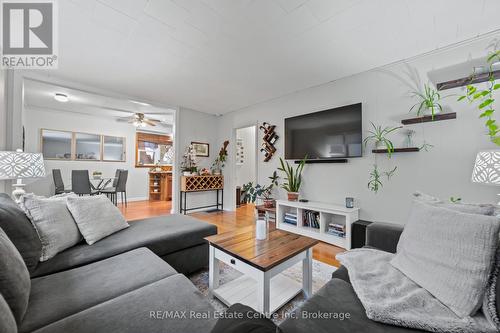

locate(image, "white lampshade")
[[471, 150, 500, 185], [0, 151, 46, 180]]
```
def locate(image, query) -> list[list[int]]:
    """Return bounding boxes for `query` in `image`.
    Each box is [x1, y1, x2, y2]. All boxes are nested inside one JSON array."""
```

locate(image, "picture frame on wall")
[[191, 142, 210, 157]]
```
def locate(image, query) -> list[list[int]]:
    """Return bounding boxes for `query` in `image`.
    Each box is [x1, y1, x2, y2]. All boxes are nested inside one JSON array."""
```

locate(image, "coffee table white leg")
[[302, 248, 312, 298], [257, 271, 270, 315], [208, 245, 219, 296]]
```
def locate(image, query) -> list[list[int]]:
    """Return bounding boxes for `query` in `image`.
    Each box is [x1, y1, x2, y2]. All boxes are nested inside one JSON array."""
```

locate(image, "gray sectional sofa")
[[279, 222, 500, 332], [0, 193, 218, 333]]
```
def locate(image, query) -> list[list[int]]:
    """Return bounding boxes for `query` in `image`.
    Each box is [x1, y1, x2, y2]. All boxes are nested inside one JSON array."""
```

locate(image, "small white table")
[[205, 228, 317, 315]]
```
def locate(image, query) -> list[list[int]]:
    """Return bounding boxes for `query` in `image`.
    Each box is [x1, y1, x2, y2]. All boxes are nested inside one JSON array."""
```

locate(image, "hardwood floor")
[[120, 201, 344, 267], [119, 200, 172, 221]]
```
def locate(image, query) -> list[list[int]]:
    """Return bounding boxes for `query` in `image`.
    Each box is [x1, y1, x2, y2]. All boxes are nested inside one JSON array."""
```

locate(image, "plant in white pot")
[[278, 157, 306, 201], [181, 145, 198, 176]]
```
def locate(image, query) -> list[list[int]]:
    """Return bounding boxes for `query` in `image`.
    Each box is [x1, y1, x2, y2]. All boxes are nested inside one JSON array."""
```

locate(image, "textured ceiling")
[[43, 0, 500, 114]]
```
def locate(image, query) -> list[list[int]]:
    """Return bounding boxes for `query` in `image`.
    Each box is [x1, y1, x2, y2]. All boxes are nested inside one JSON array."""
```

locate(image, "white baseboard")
[[125, 196, 149, 202]]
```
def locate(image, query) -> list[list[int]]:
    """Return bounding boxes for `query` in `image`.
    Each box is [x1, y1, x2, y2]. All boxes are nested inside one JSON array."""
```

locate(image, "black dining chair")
[[52, 169, 71, 195], [71, 170, 99, 196], [101, 170, 128, 206]]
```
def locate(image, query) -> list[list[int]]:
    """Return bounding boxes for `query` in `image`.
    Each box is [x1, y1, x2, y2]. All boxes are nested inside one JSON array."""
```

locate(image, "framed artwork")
[[191, 142, 210, 157]]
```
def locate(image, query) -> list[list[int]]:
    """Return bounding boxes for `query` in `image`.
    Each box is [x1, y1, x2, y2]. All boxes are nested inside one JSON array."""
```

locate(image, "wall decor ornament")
[[191, 142, 209, 157], [259, 122, 278, 162]]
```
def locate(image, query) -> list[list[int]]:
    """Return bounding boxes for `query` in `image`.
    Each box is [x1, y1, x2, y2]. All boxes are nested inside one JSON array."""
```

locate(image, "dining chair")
[[71, 170, 99, 196], [101, 170, 128, 206], [52, 169, 71, 195]]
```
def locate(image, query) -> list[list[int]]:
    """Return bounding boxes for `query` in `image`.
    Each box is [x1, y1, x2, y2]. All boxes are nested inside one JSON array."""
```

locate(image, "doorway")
[[235, 125, 257, 207]]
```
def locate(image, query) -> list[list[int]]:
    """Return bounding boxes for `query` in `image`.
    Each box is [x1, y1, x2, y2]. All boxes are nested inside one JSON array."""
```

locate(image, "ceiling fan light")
[[140, 122, 147, 128], [54, 93, 69, 102]]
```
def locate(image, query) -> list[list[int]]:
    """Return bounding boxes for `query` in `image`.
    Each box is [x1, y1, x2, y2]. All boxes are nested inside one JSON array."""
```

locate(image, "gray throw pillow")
[[0, 193, 42, 273], [483, 246, 500, 330], [66, 195, 129, 245], [0, 227, 31, 324], [19, 193, 82, 261], [0, 293, 17, 333], [391, 201, 500, 317]]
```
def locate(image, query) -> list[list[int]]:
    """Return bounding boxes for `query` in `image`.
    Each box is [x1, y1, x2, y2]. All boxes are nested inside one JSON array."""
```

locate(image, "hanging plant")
[[364, 122, 401, 193], [368, 165, 397, 194], [458, 49, 500, 145], [363, 122, 402, 158], [410, 84, 445, 119]]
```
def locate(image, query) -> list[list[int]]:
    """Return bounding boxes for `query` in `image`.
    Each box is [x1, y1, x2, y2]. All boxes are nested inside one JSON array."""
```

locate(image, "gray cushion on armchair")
[[0, 293, 17, 333], [0, 193, 42, 273], [365, 222, 403, 253], [0, 226, 31, 324]]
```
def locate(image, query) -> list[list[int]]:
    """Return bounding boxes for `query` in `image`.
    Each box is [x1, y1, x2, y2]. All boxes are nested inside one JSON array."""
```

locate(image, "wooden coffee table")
[[205, 226, 318, 315]]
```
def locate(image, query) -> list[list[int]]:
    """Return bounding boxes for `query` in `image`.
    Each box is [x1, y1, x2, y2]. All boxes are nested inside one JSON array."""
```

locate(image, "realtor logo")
[[1, 0, 58, 68]]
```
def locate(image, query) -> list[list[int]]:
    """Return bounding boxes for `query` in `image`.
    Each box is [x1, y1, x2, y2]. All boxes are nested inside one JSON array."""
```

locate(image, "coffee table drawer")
[[213, 247, 258, 277]]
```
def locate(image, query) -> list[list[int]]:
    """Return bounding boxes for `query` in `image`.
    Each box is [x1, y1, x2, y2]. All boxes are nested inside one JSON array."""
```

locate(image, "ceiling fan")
[[116, 113, 161, 127]]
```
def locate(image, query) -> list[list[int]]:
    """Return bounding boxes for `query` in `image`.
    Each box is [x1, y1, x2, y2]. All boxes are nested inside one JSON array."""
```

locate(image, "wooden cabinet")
[[149, 171, 172, 201]]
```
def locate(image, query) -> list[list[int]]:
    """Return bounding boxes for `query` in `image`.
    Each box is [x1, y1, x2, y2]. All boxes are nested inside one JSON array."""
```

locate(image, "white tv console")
[[276, 200, 359, 250]]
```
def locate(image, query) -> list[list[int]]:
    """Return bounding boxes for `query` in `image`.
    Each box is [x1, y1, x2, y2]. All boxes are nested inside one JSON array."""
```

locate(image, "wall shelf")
[[372, 147, 420, 154], [401, 112, 456, 125], [437, 70, 500, 91]]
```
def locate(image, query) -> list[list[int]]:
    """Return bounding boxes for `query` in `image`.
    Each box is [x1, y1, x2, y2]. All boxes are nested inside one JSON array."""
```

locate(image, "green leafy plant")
[[364, 122, 402, 158], [368, 165, 382, 193], [211, 140, 229, 172], [410, 84, 444, 119], [278, 157, 306, 193], [241, 183, 273, 202], [450, 196, 462, 203], [384, 166, 397, 179], [367, 165, 397, 193], [241, 171, 280, 203], [458, 50, 500, 145]]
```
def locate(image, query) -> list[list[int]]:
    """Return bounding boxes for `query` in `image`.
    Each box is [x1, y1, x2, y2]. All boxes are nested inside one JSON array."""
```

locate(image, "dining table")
[[89, 177, 116, 191]]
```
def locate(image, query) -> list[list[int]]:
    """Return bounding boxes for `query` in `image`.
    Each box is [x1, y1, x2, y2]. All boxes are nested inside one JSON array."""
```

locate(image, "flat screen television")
[[285, 103, 362, 160]]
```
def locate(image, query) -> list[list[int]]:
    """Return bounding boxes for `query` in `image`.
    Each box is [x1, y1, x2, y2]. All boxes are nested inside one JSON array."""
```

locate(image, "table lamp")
[[0, 150, 46, 201], [471, 150, 500, 203]]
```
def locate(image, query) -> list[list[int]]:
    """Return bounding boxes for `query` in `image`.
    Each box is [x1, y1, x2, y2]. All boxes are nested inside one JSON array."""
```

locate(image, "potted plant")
[[410, 83, 444, 119], [211, 140, 229, 175], [363, 122, 401, 158], [241, 171, 279, 208], [278, 157, 306, 201], [181, 144, 198, 176]]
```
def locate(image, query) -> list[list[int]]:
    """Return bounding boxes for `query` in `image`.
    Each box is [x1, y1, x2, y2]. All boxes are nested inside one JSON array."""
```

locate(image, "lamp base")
[[12, 180, 26, 202]]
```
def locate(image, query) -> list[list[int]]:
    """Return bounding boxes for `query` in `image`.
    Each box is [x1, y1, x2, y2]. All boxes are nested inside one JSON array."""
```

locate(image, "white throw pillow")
[[66, 195, 129, 245], [391, 201, 500, 317], [19, 193, 82, 261]]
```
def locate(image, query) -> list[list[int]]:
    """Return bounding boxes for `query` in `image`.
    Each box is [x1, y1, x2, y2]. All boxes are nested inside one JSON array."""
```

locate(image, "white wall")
[[218, 36, 500, 224], [23, 106, 168, 200], [0, 70, 6, 193], [175, 107, 221, 211], [235, 126, 256, 187]]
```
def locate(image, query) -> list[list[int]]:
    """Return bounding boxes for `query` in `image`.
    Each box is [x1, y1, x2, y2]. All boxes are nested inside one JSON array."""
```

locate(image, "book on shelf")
[[283, 217, 297, 225], [303, 210, 320, 229], [326, 222, 345, 237]]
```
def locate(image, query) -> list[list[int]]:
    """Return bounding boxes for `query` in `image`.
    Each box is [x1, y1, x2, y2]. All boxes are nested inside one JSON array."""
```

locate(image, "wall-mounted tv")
[[285, 103, 362, 160]]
